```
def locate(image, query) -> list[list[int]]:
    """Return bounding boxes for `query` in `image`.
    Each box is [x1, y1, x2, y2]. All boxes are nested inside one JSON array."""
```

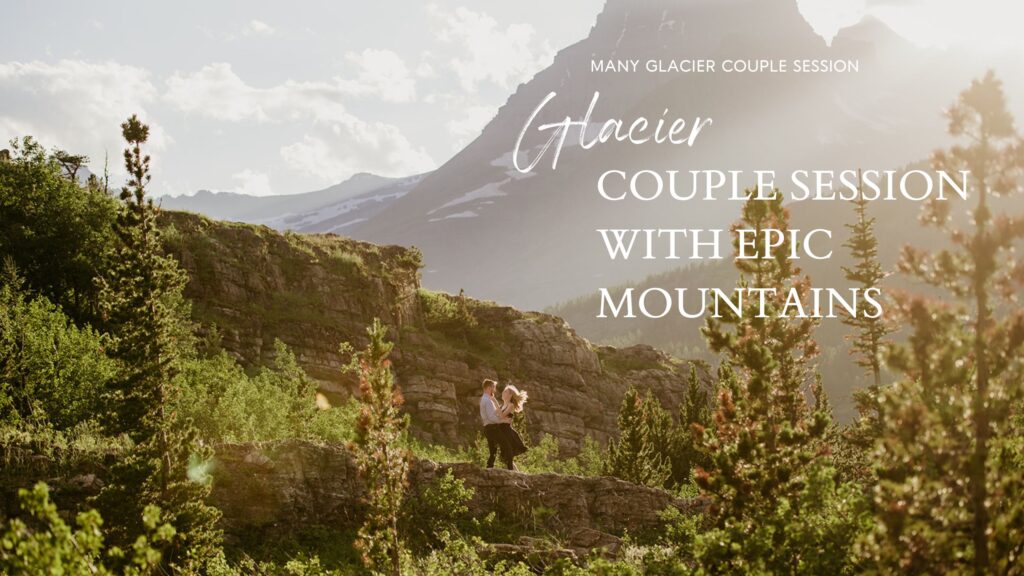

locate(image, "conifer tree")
[[348, 318, 409, 575], [669, 364, 711, 484], [95, 115, 220, 570], [605, 385, 671, 488], [642, 390, 676, 487], [694, 193, 831, 571], [863, 72, 1024, 575], [841, 172, 893, 443]]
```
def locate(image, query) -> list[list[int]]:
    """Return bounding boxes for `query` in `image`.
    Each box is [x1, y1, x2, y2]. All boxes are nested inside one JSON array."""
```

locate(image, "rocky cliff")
[[211, 441, 702, 557], [160, 211, 708, 453]]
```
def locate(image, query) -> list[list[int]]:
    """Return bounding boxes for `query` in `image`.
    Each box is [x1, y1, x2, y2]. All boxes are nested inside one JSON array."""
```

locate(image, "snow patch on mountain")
[[429, 210, 479, 222], [429, 179, 509, 215]]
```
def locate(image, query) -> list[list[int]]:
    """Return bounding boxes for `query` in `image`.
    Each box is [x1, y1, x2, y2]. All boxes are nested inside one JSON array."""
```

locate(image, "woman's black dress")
[[499, 412, 528, 456]]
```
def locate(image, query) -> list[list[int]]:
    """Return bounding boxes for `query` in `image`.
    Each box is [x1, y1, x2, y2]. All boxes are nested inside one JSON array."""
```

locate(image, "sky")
[[1, 0, 1021, 197]]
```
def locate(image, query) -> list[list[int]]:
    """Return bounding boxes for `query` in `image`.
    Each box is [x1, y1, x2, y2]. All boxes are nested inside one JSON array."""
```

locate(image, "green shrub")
[[0, 274, 115, 430], [401, 469, 481, 549], [418, 289, 476, 332], [0, 482, 174, 575], [405, 533, 533, 576], [670, 462, 869, 575], [176, 341, 356, 444], [0, 420, 130, 471]]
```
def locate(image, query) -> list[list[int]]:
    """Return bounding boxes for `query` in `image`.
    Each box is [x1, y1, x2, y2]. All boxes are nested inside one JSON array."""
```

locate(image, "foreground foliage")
[[861, 71, 1024, 574], [0, 483, 173, 575]]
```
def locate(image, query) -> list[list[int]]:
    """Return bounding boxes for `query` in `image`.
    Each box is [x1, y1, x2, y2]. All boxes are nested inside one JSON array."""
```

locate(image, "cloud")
[[243, 19, 275, 37], [0, 59, 167, 173], [429, 5, 555, 93], [280, 124, 435, 183], [337, 49, 416, 103], [232, 169, 274, 196], [165, 59, 415, 123], [415, 62, 435, 78], [165, 62, 351, 122], [863, 0, 1024, 52], [166, 62, 434, 182]]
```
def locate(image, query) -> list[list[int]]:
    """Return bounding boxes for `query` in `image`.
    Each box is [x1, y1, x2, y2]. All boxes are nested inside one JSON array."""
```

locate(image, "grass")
[[0, 421, 131, 472], [223, 524, 364, 574], [595, 346, 681, 374]]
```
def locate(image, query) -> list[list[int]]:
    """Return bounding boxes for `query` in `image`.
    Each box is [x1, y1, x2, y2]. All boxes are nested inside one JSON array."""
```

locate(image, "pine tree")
[[348, 318, 409, 575], [642, 390, 676, 488], [862, 72, 1024, 574], [95, 115, 220, 570], [669, 364, 711, 485], [694, 192, 831, 571], [605, 385, 671, 488], [841, 171, 893, 444]]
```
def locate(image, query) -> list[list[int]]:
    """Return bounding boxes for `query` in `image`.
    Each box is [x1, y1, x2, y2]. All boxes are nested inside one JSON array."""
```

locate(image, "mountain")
[[342, 0, 1018, 310], [160, 172, 426, 231], [166, 0, 1022, 314], [260, 173, 425, 234]]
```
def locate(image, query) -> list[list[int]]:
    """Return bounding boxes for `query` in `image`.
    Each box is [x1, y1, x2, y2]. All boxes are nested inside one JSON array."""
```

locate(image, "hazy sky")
[[1, 0, 1020, 197]]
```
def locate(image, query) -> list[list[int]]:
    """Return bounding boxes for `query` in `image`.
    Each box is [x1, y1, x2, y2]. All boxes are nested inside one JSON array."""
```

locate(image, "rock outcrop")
[[210, 441, 701, 554], [161, 211, 709, 453], [2, 441, 703, 560]]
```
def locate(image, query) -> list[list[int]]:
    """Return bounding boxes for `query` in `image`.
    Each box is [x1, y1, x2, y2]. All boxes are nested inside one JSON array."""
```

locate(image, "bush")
[[405, 533, 533, 576], [670, 462, 869, 575], [176, 341, 356, 444], [418, 289, 476, 333], [0, 482, 174, 575], [516, 435, 593, 476], [0, 420, 130, 472], [0, 275, 114, 429], [401, 469, 482, 550]]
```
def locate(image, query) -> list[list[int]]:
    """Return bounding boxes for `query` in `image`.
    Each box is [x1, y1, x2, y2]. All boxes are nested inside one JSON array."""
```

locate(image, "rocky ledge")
[[211, 441, 703, 557]]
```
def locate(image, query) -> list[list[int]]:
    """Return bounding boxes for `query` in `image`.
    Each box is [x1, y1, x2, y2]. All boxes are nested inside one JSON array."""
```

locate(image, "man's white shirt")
[[479, 393, 502, 426]]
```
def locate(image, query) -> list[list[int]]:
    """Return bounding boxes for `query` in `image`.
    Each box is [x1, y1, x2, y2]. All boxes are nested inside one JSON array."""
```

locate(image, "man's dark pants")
[[483, 424, 512, 469]]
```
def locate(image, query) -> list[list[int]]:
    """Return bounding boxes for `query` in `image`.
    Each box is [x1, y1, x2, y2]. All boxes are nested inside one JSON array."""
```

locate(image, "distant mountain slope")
[[262, 174, 425, 234], [160, 172, 426, 230]]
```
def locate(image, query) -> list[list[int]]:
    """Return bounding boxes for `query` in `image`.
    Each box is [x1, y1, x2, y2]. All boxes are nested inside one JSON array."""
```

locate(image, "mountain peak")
[[347, 172, 383, 182]]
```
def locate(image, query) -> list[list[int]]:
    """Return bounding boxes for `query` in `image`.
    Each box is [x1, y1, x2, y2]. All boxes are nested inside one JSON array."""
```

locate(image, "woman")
[[498, 384, 529, 467]]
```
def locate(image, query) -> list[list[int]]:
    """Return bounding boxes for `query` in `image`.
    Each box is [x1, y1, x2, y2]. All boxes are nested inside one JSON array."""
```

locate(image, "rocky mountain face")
[[160, 211, 707, 453], [344, 0, 1001, 310]]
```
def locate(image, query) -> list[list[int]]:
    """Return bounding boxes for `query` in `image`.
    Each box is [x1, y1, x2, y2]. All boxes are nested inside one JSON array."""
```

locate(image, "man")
[[479, 379, 512, 469]]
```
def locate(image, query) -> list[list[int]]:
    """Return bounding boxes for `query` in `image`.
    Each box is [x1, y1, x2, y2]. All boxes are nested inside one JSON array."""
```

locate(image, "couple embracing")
[[479, 379, 529, 470]]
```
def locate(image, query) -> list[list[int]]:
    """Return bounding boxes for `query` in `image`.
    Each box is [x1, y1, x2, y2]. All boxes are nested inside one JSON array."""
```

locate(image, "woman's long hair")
[[504, 385, 529, 413]]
